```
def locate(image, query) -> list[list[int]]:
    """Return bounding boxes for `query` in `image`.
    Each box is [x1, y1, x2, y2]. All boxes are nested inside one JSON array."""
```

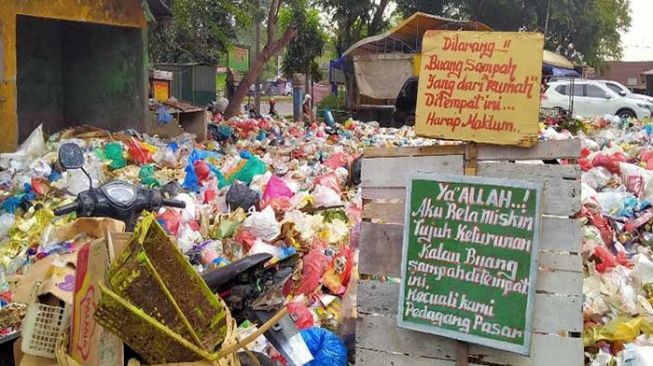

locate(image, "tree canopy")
[[280, 3, 326, 81], [394, 0, 632, 69], [148, 0, 255, 65]]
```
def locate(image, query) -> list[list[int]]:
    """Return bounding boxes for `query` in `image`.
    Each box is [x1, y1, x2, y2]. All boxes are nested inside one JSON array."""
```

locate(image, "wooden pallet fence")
[[356, 140, 582, 366]]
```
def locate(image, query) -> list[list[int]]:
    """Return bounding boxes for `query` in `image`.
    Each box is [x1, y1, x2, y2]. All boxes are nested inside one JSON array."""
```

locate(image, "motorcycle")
[[54, 143, 312, 365], [54, 143, 187, 231]]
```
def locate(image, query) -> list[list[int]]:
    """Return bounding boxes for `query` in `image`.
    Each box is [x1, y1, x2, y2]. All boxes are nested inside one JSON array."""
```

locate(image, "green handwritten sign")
[[398, 174, 542, 355]]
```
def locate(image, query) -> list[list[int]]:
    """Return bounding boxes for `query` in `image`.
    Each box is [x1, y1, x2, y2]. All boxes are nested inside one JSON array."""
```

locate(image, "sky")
[[621, 0, 653, 61]]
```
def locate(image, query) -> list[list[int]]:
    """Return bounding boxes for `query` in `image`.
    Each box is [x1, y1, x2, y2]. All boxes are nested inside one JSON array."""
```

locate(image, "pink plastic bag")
[[263, 176, 293, 201], [315, 173, 341, 194], [324, 153, 349, 170]]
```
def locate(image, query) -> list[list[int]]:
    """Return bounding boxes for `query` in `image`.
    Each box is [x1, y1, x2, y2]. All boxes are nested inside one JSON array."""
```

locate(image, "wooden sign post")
[[398, 174, 542, 356], [355, 141, 582, 366], [414, 31, 544, 146]]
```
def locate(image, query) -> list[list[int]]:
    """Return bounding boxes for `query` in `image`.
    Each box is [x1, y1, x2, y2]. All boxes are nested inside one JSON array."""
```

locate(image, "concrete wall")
[[62, 21, 146, 132], [15, 16, 146, 140], [16, 16, 65, 141]]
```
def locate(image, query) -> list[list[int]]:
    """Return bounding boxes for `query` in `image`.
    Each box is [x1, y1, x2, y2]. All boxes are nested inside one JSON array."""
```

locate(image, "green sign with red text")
[[398, 173, 542, 355]]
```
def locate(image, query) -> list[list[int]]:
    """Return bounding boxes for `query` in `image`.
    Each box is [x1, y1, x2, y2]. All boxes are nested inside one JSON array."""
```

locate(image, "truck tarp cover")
[[353, 54, 413, 99]]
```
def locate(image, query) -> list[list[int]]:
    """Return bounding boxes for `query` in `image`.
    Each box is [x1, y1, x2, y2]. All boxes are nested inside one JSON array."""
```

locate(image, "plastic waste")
[[313, 185, 342, 208], [226, 183, 260, 212], [0, 125, 47, 170], [153, 146, 177, 168], [241, 206, 281, 242], [315, 173, 341, 194], [127, 139, 153, 165], [294, 249, 329, 296], [229, 156, 267, 185], [104, 142, 127, 169], [138, 164, 160, 188], [263, 176, 293, 201], [287, 300, 315, 330], [300, 327, 347, 366], [0, 213, 15, 238]]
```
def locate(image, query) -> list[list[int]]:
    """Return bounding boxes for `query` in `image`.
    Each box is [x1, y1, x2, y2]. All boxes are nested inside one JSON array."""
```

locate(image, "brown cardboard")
[[48, 218, 125, 243], [13, 253, 76, 305], [69, 233, 128, 366]]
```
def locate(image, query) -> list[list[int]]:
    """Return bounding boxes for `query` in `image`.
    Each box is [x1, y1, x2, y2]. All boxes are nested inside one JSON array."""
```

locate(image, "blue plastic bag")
[[300, 327, 347, 366]]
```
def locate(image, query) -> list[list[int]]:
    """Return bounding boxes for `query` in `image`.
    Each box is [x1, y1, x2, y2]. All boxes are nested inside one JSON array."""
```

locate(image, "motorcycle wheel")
[[238, 351, 275, 366]]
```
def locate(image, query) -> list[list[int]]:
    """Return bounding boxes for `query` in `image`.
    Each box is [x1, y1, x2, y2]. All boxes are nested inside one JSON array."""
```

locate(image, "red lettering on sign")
[[76, 286, 96, 360]]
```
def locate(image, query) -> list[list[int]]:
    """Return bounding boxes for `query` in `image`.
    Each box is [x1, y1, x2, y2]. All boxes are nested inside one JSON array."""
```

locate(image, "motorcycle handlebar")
[[54, 202, 80, 216], [162, 199, 186, 209]]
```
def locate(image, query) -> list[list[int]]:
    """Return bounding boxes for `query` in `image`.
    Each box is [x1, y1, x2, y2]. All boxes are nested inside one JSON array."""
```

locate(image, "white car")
[[542, 80, 652, 119], [596, 79, 653, 106]]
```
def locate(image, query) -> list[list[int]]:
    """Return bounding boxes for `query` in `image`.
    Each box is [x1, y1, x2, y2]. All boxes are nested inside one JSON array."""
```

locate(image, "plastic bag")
[[153, 146, 177, 168], [241, 206, 281, 242], [287, 301, 315, 330], [226, 183, 260, 212], [194, 160, 212, 182], [104, 142, 127, 169], [300, 327, 347, 366], [294, 249, 329, 296], [127, 139, 153, 165], [584, 167, 612, 191], [157, 208, 182, 236], [0, 213, 15, 238], [263, 176, 294, 201], [324, 153, 349, 170], [139, 164, 160, 187], [313, 185, 342, 208], [0, 124, 47, 170], [230, 156, 267, 185], [584, 317, 653, 347], [315, 173, 341, 194]]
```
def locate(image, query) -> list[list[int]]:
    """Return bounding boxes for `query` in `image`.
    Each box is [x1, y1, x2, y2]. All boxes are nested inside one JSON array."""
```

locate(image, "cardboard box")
[[69, 232, 129, 366]]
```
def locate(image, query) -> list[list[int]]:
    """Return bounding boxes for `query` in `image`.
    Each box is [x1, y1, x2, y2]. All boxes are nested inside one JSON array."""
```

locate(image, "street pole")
[[255, 0, 262, 112]]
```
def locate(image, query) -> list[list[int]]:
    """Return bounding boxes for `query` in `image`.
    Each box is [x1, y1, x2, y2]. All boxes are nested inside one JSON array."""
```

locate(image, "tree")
[[148, 0, 254, 65], [317, 0, 393, 56], [281, 3, 326, 93], [224, 0, 301, 118], [393, 0, 631, 70]]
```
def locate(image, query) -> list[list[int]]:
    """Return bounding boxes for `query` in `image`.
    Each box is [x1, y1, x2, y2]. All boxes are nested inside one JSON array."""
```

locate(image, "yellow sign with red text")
[[415, 31, 544, 146]]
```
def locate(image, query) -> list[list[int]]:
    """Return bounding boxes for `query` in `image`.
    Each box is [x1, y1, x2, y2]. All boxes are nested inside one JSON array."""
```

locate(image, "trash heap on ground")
[[5, 111, 653, 365], [0, 116, 440, 365], [572, 116, 653, 365]]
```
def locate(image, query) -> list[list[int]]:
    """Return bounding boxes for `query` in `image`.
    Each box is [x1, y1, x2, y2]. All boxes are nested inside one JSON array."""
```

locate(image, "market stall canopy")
[[542, 50, 580, 77], [343, 12, 492, 57], [543, 50, 575, 69]]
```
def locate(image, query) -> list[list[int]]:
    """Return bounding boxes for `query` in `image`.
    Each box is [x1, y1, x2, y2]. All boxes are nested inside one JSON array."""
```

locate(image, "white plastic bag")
[[0, 125, 47, 170], [313, 185, 342, 208], [242, 206, 281, 242]]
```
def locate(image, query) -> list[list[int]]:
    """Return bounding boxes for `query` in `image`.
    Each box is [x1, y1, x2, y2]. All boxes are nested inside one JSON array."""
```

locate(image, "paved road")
[[241, 101, 294, 118]]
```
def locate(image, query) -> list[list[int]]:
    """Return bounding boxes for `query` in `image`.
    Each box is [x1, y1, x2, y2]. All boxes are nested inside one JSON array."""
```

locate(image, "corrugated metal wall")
[[154, 63, 216, 106]]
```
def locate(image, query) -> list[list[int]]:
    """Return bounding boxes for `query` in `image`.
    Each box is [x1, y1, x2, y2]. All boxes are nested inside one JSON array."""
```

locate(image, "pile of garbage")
[[578, 117, 653, 365], [0, 116, 441, 365]]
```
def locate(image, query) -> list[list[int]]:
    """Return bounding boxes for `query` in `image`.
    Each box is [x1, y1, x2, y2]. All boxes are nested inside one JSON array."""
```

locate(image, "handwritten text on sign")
[[415, 31, 544, 146], [398, 174, 542, 355]]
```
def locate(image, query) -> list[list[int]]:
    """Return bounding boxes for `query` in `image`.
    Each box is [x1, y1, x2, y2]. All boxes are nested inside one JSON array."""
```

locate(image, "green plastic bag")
[[105, 142, 127, 170], [139, 164, 160, 188], [228, 157, 267, 185]]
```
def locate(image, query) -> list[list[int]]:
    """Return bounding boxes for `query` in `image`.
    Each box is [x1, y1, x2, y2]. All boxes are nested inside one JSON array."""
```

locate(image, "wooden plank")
[[356, 313, 582, 366], [534, 269, 582, 296], [477, 140, 580, 161], [362, 155, 464, 188], [362, 140, 580, 161], [362, 187, 406, 200], [359, 218, 582, 276], [477, 162, 580, 181], [356, 348, 455, 366], [357, 281, 582, 333], [364, 145, 467, 158], [538, 252, 582, 272]]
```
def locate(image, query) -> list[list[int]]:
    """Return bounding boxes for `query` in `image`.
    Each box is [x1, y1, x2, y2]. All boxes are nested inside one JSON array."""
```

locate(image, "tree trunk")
[[224, 25, 297, 119]]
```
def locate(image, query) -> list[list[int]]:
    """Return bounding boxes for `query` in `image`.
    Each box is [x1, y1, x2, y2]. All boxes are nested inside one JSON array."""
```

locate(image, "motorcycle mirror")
[[58, 143, 85, 170]]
